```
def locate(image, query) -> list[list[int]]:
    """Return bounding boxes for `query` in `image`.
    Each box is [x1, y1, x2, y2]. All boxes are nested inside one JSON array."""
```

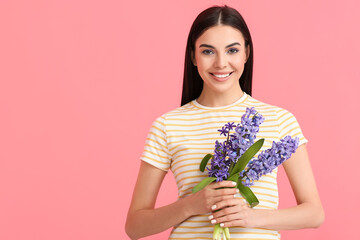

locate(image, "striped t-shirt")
[[140, 92, 308, 240]]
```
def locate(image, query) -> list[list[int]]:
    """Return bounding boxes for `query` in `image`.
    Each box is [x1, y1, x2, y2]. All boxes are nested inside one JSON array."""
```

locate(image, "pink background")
[[0, 0, 359, 239]]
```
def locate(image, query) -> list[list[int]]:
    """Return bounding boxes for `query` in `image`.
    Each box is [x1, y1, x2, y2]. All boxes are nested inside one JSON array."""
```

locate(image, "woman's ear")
[[191, 51, 197, 66], [245, 46, 250, 63]]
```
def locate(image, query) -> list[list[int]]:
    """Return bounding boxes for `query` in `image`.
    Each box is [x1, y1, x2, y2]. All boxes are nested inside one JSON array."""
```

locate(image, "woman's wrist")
[[182, 194, 195, 217], [249, 209, 268, 228]]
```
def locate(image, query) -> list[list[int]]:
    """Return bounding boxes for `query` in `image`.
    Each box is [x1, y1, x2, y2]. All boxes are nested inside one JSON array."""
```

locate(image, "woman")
[[125, 5, 324, 240]]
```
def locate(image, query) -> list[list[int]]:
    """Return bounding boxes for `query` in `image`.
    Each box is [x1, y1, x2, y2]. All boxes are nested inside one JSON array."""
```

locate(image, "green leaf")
[[192, 177, 217, 193], [227, 174, 239, 184], [229, 138, 265, 176], [237, 180, 259, 208], [200, 154, 213, 172]]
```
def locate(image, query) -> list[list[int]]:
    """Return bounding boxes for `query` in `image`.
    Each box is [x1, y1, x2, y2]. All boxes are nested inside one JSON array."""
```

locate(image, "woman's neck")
[[196, 88, 244, 107]]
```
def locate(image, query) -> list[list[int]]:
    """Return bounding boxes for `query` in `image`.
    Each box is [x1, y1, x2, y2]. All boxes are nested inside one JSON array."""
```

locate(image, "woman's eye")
[[202, 49, 214, 55], [228, 48, 239, 54]]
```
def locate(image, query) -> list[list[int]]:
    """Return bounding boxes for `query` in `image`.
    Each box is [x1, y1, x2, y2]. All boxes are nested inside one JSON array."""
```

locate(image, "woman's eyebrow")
[[199, 42, 241, 48]]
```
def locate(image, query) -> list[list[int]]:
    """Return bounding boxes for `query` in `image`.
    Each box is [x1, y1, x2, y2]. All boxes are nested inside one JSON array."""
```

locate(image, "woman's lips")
[[210, 72, 233, 82]]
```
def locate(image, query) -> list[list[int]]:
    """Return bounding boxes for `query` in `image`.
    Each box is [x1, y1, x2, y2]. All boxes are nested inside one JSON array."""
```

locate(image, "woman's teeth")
[[212, 72, 232, 78]]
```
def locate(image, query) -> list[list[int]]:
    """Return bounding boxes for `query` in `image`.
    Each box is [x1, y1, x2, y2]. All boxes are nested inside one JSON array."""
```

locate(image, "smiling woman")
[[125, 4, 324, 240], [192, 25, 250, 107]]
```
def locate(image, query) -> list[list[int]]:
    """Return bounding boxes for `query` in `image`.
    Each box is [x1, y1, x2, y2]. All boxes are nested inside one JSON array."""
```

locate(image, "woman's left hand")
[[209, 197, 258, 228]]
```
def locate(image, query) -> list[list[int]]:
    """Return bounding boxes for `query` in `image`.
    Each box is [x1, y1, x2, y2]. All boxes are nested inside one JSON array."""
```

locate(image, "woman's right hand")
[[186, 180, 239, 216]]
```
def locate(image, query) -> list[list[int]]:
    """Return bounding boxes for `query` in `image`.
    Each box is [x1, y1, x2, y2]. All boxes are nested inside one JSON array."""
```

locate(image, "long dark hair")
[[181, 5, 254, 106]]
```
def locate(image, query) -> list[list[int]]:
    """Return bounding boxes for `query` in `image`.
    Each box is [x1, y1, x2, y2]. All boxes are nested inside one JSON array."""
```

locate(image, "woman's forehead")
[[195, 25, 245, 47]]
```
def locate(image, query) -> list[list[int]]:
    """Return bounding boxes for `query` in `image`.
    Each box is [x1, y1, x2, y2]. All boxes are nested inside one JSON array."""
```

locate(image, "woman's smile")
[[210, 72, 234, 82]]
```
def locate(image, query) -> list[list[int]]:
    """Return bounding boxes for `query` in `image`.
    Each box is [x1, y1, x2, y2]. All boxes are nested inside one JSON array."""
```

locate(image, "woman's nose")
[[214, 53, 227, 68]]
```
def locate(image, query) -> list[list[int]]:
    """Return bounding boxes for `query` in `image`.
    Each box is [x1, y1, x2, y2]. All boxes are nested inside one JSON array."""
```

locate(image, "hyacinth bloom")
[[240, 135, 299, 186], [193, 107, 299, 240], [207, 107, 265, 182]]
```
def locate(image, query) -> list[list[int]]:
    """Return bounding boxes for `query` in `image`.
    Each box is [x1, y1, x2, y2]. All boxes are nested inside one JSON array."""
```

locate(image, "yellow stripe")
[[179, 181, 201, 188], [172, 157, 203, 169], [172, 229, 278, 236], [250, 185, 277, 192], [143, 149, 168, 161], [277, 110, 288, 119], [169, 141, 273, 153], [170, 238, 277, 240], [171, 149, 274, 170], [180, 188, 278, 199], [281, 119, 297, 130], [169, 142, 213, 152], [169, 237, 212, 240], [174, 151, 211, 159], [173, 162, 201, 173], [252, 191, 278, 198], [144, 143, 168, 155], [166, 119, 277, 127], [176, 174, 208, 185], [174, 169, 200, 179], [179, 179, 277, 193], [165, 112, 278, 121], [169, 136, 273, 145], [173, 227, 279, 237], [258, 198, 278, 205], [229, 232, 278, 236], [257, 179, 277, 185], [173, 147, 213, 157], [167, 108, 277, 116], [141, 155, 168, 165], [167, 124, 279, 133], [171, 231, 213, 234], [166, 115, 247, 121], [168, 129, 280, 138], [154, 117, 165, 127], [146, 137, 167, 150], [148, 131, 167, 143], [280, 127, 302, 139], [152, 124, 165, 135]]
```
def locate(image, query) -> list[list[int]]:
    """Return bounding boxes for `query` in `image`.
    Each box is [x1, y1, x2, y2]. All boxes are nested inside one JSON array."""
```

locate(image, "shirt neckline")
[[192, 92, 248, 110]]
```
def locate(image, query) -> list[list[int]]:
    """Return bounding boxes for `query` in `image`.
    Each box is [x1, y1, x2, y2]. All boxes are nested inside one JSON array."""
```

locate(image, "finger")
[[211, 180, 237, 189], [211, 198, 247, 213], [212, 187, 239, 198], [210, 211, 244, 226], [212, 194, 236, 204], [218, 219, 248, 228], [211, 205, 239, 218]]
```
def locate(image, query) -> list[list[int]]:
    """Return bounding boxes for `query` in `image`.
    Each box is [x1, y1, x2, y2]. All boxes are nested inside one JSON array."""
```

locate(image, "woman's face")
[[192, 25, 249, 95]]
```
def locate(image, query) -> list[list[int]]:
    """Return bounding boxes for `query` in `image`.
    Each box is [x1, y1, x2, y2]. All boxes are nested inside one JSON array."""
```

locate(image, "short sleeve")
[[276, 108, 308, 146], [140, 115, 171, 172]]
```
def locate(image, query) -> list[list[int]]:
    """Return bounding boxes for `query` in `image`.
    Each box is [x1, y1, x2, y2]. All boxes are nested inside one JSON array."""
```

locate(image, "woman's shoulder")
[[150, 100, 198, 124], [246, 95, 303, 129], [245, 95, 287, 114]]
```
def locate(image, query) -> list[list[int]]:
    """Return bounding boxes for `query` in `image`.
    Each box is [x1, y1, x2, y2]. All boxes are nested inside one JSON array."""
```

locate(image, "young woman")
[[125, 5, 324, 240]]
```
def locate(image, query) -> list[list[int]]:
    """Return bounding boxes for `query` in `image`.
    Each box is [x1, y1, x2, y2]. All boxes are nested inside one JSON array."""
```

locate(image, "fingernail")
[[211, 205, 217, 210], [211, 219, 216, 224], [208, 215, 213, 220], [234, 194, 237, 198], [236, 189, 240, 193], [220, 223, 224, 227], [232, 181, 237, 186]]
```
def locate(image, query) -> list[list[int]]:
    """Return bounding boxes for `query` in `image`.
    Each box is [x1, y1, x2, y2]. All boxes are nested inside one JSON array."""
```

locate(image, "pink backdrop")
[[1, 0, 359, 239]]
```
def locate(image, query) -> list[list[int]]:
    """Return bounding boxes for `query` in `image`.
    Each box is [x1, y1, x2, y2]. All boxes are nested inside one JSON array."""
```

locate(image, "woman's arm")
[[252, 143, 325, 230], [125, 161, 239, 239], [125, 161, 193, 240], [209, 143, 325, 230]]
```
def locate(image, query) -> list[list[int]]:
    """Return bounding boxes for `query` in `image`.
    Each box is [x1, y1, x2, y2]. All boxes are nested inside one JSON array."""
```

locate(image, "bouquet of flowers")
[[192, 107, 299, 240]]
